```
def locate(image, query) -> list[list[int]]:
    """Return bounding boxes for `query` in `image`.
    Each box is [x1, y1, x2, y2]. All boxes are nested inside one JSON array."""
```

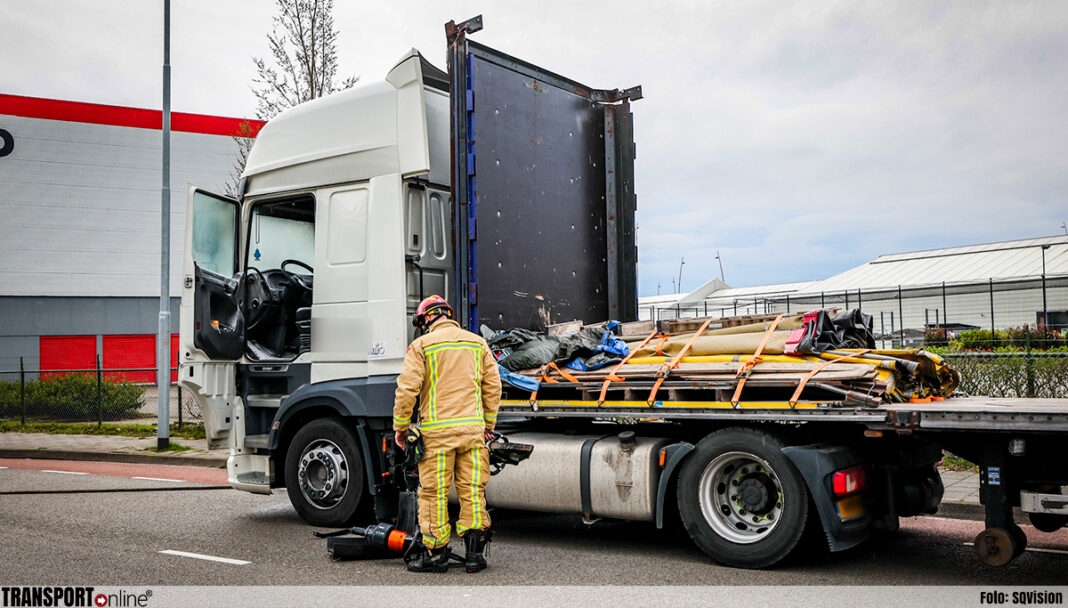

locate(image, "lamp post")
[[157, 0, 172, 449]]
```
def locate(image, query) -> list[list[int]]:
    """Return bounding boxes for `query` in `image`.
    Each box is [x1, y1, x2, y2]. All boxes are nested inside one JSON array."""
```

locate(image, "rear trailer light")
[[832, 466, 866, 496]]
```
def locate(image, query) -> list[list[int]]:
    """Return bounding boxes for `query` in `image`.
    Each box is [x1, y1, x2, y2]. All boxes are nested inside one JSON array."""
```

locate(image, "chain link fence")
[[0, 358, 201, 427], [643, 275, 1068, 348]]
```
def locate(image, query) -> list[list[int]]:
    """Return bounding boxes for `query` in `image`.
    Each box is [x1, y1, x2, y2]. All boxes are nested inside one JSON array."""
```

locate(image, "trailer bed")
[[499, 397, 1068, 432]]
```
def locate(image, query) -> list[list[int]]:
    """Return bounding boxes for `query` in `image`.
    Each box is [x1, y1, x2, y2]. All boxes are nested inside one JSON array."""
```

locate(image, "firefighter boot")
[[463, 529, 491, 573], [405, 544, 449, 573]]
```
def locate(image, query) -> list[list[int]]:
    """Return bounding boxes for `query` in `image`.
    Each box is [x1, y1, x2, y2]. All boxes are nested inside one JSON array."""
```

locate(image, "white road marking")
[[132, 476, 185, 483], [159, 550, 250, 565], [41, 470, 88, 475], [0, 466, 7, 469], [962, 542, 1068, 556]]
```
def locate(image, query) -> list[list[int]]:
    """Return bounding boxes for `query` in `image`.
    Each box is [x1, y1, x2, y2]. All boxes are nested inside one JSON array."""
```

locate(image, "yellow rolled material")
[[631, 331, 794, 358], [622, 316, 806, 346], [628, 355, 821, 365]]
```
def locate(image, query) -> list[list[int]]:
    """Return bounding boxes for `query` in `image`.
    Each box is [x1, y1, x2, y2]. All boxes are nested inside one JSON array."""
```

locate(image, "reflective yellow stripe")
[[421, 416, 484, 430], [423, 341, 485, 356], [474, 350, 482, 418], [428, 352, 439, 421], [483, 412, 497, 420], [472, 445, 481, 530], [393, 414, 409, 425], [437, 451, 446, 535]]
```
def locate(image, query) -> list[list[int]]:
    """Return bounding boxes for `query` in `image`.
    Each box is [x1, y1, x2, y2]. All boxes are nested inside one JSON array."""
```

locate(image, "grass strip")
[[0, 421, 206, 440]]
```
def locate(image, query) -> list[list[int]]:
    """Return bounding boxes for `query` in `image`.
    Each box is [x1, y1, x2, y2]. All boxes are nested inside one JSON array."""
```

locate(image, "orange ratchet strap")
[[654, 333, 669, 357], [529, 362, 579, 404], [730, 314, 784, 406], [548, 361, 578, 383], [646, 319, 714, 405], [787, 349, 871, 407], [598, 329, 661, 405]]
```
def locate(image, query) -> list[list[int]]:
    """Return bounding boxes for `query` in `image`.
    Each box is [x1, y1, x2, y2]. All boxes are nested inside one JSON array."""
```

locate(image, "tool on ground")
[[313, 522, 454, 562]]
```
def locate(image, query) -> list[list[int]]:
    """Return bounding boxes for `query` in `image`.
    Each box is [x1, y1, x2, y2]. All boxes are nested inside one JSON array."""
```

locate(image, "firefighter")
[[393, 295, 502, 573]]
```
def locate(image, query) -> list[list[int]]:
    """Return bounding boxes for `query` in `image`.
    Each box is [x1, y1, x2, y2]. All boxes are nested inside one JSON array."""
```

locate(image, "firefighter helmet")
[[413, 295, 454, 330]]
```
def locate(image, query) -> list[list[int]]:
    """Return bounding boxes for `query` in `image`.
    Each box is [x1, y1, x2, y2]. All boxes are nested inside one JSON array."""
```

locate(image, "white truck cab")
[[178, 18, 645, 540], [179, 52, 453, 512]]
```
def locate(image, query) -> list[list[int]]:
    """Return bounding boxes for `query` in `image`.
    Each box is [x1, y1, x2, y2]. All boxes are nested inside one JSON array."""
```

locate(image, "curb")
[[0, 448, 227, 468]]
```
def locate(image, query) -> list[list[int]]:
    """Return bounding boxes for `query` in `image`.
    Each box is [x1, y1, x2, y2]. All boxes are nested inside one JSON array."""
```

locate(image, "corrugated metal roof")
[[639, 280, 819, 306], [813, 235, 1068, 293], [641, 235, 1068, 308], [709, 281, 822, 299]]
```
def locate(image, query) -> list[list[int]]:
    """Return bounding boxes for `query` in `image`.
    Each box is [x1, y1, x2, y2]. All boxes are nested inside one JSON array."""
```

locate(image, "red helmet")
[[413, 295, 454, 329]]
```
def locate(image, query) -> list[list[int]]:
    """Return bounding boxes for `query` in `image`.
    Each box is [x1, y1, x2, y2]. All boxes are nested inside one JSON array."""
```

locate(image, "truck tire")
[[677, 427, 810, 569], [285, 418, 368, 527]]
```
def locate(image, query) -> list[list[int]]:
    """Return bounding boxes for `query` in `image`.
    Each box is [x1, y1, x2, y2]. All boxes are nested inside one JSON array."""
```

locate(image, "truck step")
[[245, 394, 286, 408], [244, 434, 270, 449]]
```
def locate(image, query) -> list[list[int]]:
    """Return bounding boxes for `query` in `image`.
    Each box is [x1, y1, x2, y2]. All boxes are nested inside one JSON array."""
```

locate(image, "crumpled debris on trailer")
[[485, 325, 628, 372]]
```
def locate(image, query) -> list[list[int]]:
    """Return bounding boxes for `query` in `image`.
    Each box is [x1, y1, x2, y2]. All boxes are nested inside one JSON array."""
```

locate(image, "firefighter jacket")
[[393, 318, 502, 438]]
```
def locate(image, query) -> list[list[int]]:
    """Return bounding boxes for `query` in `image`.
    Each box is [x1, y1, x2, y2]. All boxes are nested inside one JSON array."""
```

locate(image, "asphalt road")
[[1, 459, 1066, 586]]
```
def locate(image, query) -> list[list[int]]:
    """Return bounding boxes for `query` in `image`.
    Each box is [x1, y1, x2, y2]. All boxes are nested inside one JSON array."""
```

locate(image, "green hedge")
[[943, 354, 1068, 399], [0, 374, 145, 421], [955, 328, 1068, 350]]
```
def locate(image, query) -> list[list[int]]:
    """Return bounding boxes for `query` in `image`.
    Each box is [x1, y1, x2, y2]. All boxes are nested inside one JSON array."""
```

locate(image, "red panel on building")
[[103, 335, 155, 382], [39, 336, 97, 378], [171, 334, 179, 383], [0, 93, 265, 137]]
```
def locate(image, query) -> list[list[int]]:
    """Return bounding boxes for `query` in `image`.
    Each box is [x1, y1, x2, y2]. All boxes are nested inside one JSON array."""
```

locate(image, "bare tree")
[[225, 0, 357, 196]]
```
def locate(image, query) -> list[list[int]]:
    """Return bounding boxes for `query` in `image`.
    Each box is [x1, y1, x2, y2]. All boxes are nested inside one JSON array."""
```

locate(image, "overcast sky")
[[3, 1, 1066, 296]]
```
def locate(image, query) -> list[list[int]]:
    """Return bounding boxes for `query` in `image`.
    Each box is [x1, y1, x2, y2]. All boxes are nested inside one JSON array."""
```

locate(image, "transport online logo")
[[1, 587, 152, 607]]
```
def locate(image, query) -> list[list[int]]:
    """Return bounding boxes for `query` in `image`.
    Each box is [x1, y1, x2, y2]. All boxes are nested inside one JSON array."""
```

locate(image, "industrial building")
[[640, 236, 1068, 345], [0, 94, 262, 375]]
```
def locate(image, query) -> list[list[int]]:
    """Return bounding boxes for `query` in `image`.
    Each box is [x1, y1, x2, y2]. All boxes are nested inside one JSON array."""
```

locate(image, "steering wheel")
[[280, 259, 314, 291], [242, 267, 275, 330]]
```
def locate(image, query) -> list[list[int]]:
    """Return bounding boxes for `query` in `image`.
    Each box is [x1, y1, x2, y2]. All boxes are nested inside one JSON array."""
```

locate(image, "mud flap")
[[782, 443, 871, 552]]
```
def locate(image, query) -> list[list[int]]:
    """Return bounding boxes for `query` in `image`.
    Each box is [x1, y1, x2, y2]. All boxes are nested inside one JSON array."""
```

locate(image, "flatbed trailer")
[[178, 16, 1068, 571], [485, 394, 1068, 567], [499, 397, 1068, 431]]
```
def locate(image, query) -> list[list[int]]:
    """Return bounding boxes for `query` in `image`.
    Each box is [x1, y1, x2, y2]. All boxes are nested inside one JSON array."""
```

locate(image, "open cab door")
[[178, 186, 243, 449]]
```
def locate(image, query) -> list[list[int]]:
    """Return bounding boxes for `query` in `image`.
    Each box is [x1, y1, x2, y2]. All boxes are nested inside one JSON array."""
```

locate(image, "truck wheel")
[[677, 427, 810, 569], [285, 418, 368, 527]]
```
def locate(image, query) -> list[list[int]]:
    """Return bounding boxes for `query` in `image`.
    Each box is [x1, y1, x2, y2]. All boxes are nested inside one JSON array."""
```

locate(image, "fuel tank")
[[484, 432, 670, 521]]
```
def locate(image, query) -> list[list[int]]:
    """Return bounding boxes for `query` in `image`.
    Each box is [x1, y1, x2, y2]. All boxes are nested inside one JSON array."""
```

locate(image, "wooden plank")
[[546, 320, 584, 335], [616, 319, 656, 337]]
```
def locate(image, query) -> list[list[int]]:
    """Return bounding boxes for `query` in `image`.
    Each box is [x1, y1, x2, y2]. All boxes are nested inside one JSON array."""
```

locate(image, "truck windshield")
[[247, 199, 315, 271]]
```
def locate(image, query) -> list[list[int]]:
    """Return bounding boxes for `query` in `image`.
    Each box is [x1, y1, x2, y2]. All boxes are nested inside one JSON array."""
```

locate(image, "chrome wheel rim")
[[297, 439, 349, 510], [697, 451, 785, 544]]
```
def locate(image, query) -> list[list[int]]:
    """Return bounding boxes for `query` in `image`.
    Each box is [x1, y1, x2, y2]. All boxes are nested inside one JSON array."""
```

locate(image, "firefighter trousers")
[[417, 433, 491, 549]]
